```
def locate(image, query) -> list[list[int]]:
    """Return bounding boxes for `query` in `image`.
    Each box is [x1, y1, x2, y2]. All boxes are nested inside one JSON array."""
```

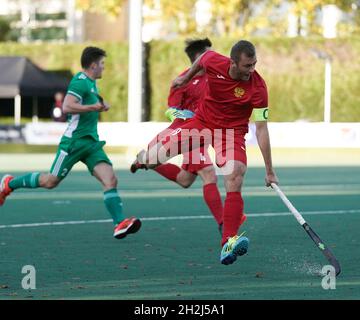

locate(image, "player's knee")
[[224, 163, 246, 191], [43, 176, 60, 189], [179, 180, 192, 188], [176, 172, 195, 188], [225, 174, 244, 191], [103, 175, 118, 189], [199, 167, 217, 184]]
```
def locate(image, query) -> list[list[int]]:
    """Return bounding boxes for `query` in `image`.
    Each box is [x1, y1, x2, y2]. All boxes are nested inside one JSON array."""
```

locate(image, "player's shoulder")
[[77, 72, 87, 80], [179, 68, 206, 82], [71, 72, 89, 84], [178, 68, 190, 77], [69, 72, 92, 91], [200, 51, 229, 75], [252, 70, 267, 88], [202, 50, 228, 62]]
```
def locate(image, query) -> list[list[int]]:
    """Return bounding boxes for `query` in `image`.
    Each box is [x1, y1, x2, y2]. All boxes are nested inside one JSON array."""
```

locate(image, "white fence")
[[22, 122, 360, 148]]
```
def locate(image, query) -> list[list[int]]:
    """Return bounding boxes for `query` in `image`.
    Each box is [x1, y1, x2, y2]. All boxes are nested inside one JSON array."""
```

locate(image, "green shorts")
[[50, 136, 112, 179]]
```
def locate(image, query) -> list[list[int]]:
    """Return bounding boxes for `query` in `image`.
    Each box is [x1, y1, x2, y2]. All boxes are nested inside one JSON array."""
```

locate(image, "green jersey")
[[63, 72, 100, 141]]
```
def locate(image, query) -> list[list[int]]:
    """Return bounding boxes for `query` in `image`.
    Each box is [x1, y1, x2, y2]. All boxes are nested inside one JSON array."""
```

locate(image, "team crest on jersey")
[[234, 87, 245, 98]]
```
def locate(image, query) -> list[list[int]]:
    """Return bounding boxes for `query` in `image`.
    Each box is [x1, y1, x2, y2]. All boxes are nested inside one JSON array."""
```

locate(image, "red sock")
[[203, 183, 223, 225], [221, 192, 246, 246], [154, 163, 181, 182]]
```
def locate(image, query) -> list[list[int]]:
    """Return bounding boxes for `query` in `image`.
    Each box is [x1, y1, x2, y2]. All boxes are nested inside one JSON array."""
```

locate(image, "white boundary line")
[[0, 209, 359, 229]]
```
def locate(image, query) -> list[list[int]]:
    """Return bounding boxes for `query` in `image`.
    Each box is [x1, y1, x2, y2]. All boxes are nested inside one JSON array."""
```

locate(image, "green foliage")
[[145, 0, 198, 34], [30, 27, 67, 41], [35, 12, 67, 21], [75, 0, 126, 18], [0, 18, 11, 42]]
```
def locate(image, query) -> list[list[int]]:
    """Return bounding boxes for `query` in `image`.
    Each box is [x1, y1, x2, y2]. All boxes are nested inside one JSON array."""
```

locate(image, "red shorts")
[[181, 144, 212, 175], [149, 118, 213, 174], [162, 117, 247, 167]]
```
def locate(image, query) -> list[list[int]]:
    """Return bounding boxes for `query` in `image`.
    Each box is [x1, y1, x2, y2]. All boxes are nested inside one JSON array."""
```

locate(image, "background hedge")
[[0, 37, 359, 122]]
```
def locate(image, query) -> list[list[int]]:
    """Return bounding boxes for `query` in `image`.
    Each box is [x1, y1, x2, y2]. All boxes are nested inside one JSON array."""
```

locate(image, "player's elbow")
[[62, 104, 71, 114], [255, 121, 268, 137]]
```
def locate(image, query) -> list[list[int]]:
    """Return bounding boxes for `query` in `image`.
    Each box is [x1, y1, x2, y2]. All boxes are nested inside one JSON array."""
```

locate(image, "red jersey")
[[167, 68, 207, 113], [196, 50, 268, 132]]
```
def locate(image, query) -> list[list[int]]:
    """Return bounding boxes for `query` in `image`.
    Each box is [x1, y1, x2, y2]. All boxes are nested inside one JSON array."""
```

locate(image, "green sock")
[[104, 188, 125, 225], [8, 173, 40, 190]]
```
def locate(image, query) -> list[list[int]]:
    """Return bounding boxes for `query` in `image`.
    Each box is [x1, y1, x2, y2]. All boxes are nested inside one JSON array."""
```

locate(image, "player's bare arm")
[[172, 51, 207, 88], [255, 120, 278, 186], [62, 94, 105, 114]]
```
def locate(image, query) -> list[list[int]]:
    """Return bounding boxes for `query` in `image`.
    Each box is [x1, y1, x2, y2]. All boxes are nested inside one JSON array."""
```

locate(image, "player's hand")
[[265, 171, 279, 187], [91, 102, 110, 112], [94, 94, 109, 112], [102, 101, 110, 112], [165, 108, 195, 121], [91, 102, 105, 112]]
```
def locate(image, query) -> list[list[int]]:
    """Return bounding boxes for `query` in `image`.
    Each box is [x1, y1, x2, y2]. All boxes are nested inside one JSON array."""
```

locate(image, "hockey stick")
[[271, 183, 341, 276]]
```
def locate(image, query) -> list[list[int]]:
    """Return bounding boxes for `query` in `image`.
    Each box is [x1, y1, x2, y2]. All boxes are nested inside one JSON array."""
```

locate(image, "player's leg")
[[92, 162, 124, 224], [131, 118, 204, 172], [88, 153, 141, 239], [219, 160, 249, 265], [197, 166, 223, 231], [174, 169, 197, 188], [153, 163, 180, 184], [131, 123, 179, 173], [147, 125, 197, 187], [0, 173, 44, 206], [215, 130, 249, 265], [182, 143, 224, 230], [153, 162, 197, 188], [131, 140, 174, 173], [148, 122, 208, 188], [0, 142, 74, 206], [222, 160, 247, 241]]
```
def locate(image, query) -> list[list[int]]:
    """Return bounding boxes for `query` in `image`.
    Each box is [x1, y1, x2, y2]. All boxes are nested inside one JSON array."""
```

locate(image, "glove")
[[165, 108, 195, 121]]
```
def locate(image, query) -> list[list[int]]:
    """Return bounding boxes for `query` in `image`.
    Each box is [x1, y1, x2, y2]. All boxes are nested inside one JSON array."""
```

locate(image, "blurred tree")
[[145, 0, 197, 34], [287, 0, 322, 35], [0, 17, 11, 42], [208, 0, 262, 36], [335, 0, 360, 33], [76, 0, 126, 18], [75, 0, 359, 37], [288, 0, 358, 35]]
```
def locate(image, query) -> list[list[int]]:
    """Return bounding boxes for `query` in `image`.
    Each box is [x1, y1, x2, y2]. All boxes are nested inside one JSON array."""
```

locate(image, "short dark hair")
[[230, 40, 256, 63], [81, 46, 107, 69], [184, 38, 212, 63]]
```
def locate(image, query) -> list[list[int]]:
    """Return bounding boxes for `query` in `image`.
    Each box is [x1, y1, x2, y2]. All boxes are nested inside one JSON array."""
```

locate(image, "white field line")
[[6, 184, 360, 200], [0, 209, 359, 229]]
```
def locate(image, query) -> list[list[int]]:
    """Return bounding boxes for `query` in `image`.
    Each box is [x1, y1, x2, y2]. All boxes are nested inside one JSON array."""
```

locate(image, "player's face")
[[230, 53, 257, 81], [92, 57, 105, 79]]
